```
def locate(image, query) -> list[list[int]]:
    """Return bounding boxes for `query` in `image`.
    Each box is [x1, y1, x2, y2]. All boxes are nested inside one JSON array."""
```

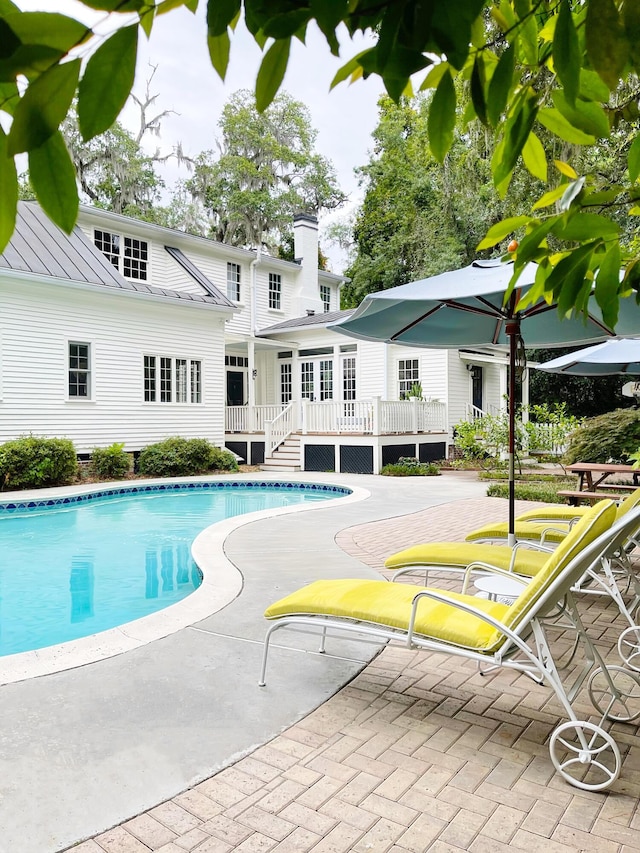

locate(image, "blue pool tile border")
[[0, 480, 352, 514]]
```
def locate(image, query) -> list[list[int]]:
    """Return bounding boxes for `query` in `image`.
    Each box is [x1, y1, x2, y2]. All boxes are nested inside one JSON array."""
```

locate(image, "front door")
[[227, 371, 244, 405], [471, 366, 483, 411], [300, 360, 334, 401]]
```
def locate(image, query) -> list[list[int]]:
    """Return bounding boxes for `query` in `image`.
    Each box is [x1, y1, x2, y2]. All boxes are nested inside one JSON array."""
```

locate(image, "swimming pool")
[[0, 480, 348, 657]]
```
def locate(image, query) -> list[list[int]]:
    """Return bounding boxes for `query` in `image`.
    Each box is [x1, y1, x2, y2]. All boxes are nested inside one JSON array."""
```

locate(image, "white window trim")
[[67, 340, 93, 402], [142, 354, 203, 405], [94, 229, 150, 283]]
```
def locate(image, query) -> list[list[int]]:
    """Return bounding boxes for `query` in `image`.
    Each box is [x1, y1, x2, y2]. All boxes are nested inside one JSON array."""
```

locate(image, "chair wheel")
[[618, 626, 640, 672], [549, 721, 621, 791], [588, 665, 640, 722]]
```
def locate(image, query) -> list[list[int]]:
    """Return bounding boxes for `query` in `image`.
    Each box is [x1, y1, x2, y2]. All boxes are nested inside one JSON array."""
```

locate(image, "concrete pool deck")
[[0, 470, 495, 852], [0, 473, 640, 853]]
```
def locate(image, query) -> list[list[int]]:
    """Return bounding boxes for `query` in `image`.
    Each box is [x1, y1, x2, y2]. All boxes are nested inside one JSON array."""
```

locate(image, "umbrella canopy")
[[535, 338, 640, 376], [331, 259, 640, 543]]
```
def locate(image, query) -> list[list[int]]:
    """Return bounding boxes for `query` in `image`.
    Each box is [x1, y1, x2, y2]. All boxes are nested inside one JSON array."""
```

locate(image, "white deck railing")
[[265, 402, 297, 456], [227, 399, 447, 437], [226, 404, 287, 433]]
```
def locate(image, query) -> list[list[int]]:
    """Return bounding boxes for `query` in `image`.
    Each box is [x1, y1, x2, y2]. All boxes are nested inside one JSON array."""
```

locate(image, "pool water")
[[0, 483, 339, 656]]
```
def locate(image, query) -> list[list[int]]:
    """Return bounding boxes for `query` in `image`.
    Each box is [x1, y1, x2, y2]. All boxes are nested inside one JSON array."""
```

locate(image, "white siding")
[[447, 353, 473, 430], [483, 363, 504, 412], [0, 279, 227, 453]]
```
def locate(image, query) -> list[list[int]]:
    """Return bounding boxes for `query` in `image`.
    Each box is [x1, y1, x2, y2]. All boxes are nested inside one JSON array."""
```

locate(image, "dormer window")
[[320, 284, 331, 313], [94, 230, 148, 281]]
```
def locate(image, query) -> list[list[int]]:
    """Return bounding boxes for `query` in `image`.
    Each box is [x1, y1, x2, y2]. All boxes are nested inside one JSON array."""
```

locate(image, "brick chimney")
[[292, 212, 320, 317]]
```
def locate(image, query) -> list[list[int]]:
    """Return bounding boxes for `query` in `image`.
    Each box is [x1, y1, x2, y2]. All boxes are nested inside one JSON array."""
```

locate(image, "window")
[[144, 356, 202, 403], [342, 356, 356, 401], [280, 363, 292, 404], [398, 358, 419, 399], [227, 262, 241, 301], [94, 230, 148, 281], [320, 284, 331, 313], [123, 237, 148, 280], [144, 355, 156, 402], [176, 358, 187, 403], [320, 360, 333, 400], [190, 360, 201, 403], [301, 362, 314, 400], [69, 342, 90, 398], [94, 230, 119, 268], [268, 273, 282, 310]]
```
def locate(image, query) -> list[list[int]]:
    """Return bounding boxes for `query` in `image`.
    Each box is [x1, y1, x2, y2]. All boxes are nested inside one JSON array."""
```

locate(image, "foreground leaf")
[[78, 25, 138, 140], [28, 130, 78, 233], [256, 38, 290, 111], [8, 58, 80, 154], [553, 0, 580, 105], [0, 126, 17, 252], [428, 69, 456, 162]]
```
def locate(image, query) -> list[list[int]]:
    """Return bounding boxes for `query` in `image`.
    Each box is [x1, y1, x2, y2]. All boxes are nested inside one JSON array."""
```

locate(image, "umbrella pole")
[[506, 319, 518, 547]]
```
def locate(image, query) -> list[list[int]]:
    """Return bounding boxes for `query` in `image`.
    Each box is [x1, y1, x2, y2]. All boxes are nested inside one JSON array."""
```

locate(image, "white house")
[[0, 202, 513, 473]]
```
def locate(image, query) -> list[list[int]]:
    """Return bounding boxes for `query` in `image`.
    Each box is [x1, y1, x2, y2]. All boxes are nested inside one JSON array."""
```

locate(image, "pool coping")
[[0, 475, 370, 686]]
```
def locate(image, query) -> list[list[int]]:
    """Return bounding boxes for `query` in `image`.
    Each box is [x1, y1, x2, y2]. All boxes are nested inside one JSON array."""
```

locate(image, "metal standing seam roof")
[[258, 309, 354, 335], [0, 202, 233, 309]]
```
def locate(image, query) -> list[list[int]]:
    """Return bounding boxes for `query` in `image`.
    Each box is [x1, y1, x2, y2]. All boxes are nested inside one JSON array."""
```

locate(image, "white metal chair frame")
[[260, 508, 640, 792]]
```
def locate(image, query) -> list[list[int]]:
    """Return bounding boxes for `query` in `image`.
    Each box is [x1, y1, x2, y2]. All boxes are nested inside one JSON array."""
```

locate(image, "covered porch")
[[224, 398, 449, 473]]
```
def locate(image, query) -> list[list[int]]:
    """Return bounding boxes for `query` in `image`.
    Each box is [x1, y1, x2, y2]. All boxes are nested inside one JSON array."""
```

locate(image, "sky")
[[17, 2, 386, 272]]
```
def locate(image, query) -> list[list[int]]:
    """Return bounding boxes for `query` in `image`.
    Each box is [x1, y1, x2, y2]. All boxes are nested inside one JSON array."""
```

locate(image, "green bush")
[[138, 437, 238, 477], [381, 456, 441, 477], [563, 408, 640, 464], [91, 443, 131, 480], [0, 436, 78, 490], [209, 446, 239, 472], [485, 482, 568, 503]]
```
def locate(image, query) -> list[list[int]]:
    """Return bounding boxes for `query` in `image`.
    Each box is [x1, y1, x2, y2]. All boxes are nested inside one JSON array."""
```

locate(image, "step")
[[259, 463, 302, 472]]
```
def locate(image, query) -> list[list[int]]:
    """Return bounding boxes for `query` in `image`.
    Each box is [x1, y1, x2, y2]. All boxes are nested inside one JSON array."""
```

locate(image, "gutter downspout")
[[247, 247, 262, 420]]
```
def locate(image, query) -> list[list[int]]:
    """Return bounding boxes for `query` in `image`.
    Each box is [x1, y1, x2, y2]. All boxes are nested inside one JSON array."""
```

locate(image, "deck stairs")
[[260, 434, 302, 472]]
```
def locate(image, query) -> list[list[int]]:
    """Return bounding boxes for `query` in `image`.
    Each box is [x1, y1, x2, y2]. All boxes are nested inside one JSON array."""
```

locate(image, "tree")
[[180, 90, 346, 254], [1, 0, 640, 325], [61, 109, 165, 218], [342, 92, 543, 307]]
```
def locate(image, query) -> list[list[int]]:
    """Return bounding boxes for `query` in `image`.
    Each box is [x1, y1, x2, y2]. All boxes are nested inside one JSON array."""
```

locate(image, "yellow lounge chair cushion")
[[466, 489, 640, 544], [384, 543, 548, 576], [465, 520, 571, 544], [517, 506, 589, 523], [264, 578, 511, 652]]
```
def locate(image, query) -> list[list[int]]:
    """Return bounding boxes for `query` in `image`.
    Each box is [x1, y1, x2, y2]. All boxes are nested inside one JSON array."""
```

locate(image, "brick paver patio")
[[68, 498, 640, 853]]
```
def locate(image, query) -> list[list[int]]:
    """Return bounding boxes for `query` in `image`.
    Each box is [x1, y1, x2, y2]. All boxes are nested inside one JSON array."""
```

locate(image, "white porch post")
[[333, 343, 341, 400], [372, 396, 381, 436], [301, 398, 309, 434], [248, 340, 256, 432]]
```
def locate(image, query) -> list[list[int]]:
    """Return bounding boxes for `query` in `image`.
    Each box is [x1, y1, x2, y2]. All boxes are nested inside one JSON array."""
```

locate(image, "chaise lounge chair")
[[385, 497, 640, 671], [260, 500, 640, 791], [465, 487, 640, 547]]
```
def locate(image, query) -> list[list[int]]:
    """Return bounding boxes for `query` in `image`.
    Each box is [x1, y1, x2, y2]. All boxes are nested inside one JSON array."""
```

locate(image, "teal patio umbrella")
[[330, 259, 640, 544], [535, 338, 640, 376]]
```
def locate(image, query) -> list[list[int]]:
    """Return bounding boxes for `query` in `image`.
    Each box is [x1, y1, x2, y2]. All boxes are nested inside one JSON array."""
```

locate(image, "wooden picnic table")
[[558, 462, 640, 505]]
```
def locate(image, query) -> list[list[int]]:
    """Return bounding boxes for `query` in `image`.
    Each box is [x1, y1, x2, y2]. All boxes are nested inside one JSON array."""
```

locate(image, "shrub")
[[0, 436, 78, 490], [209, 446, 239, 472], [381, 456, 441, 477], [138, 437, 238, 477], [91, 443, 131, 480], [563, 408, 640, 464], [485, 482, 568, 503]]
